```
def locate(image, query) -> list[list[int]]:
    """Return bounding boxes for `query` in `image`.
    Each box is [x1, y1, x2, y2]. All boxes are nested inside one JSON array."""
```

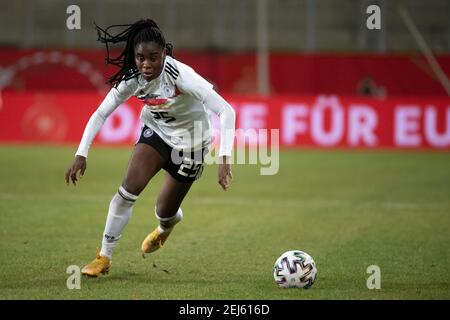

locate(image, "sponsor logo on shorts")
[[143, 128, 154, 138]]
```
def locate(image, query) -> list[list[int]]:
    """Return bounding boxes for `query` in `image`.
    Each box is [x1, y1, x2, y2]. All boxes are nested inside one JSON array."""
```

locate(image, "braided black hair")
[[95, 19, 173, 87]]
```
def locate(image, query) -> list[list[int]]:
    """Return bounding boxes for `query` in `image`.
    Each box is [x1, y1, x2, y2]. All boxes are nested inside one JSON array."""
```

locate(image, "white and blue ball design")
[[273, 250, 317, 289]]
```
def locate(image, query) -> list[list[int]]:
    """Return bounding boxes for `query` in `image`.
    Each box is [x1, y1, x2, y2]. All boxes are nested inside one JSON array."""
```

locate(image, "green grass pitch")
[[0, 145, 449, 299]]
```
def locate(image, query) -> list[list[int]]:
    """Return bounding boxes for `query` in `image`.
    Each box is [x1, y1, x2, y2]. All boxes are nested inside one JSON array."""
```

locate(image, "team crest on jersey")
[[163, 84, 175, 97]]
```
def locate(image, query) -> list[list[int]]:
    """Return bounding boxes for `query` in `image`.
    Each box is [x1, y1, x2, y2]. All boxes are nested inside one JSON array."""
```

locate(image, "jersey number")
[[151, 111, 176, 123], [177, 157, 204, 180]]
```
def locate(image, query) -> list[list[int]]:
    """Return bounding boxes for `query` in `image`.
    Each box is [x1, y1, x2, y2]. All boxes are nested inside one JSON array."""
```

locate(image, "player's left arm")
[[203, 89, 236, 191], [173, 60, 236, 190]]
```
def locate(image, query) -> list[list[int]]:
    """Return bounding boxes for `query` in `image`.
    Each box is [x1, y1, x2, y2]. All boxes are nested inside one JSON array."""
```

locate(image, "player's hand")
[[65, 155, 87, 186], [218, 156, 232, 191]]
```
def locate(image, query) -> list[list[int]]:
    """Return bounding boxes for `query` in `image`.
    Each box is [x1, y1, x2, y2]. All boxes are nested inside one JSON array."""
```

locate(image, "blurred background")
[[0, 0, 449, 147], [2, 0, 448, 52]]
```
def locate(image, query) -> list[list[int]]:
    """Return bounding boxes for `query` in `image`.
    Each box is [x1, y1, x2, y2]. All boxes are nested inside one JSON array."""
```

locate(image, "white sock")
[[100, 186, 138, 259], [156, 208, 183, 235]]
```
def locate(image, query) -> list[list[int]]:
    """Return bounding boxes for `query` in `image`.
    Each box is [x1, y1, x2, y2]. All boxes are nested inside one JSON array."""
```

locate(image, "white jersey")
[[120, 56, 214, 151], [76, 56, 235, 158]]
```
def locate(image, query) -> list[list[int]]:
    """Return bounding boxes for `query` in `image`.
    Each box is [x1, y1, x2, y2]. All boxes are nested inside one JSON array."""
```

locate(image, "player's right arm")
[[65, 81, 135, 186]]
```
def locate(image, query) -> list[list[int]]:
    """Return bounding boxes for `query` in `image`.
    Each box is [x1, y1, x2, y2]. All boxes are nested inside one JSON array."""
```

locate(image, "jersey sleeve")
[[173, 60, 214, 103], [202, 89, 236, 157], [75, 79, 137, 158]]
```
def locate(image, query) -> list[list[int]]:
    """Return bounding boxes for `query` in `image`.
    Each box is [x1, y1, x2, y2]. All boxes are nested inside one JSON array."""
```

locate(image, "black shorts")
[[136, 125, 207, 183]]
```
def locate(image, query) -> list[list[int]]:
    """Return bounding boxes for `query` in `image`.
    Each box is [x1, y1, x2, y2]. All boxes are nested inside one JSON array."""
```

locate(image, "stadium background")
[[0, 0, 449, 300]]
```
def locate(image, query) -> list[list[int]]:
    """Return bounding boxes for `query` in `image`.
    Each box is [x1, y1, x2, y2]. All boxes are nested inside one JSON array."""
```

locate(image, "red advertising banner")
[[0, 91, 449, 149], [1, 49, 449, 96]]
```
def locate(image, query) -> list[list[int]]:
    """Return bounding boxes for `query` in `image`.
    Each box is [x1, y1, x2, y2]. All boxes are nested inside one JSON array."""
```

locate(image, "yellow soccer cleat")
[[81, 252, 111, 277], [141, 227, 170, 254]]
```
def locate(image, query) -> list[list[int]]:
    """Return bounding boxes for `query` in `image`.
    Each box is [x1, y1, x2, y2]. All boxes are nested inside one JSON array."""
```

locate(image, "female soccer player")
[[65, 19, 235, 277]]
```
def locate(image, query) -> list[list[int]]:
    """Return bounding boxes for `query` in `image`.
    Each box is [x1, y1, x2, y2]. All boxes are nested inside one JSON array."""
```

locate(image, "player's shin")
[[100, 186, 138, 259]]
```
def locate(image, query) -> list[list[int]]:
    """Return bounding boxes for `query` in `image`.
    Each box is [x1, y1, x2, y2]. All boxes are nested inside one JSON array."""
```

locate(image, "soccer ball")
[[273, 250, 317, 289]]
